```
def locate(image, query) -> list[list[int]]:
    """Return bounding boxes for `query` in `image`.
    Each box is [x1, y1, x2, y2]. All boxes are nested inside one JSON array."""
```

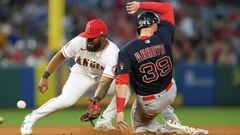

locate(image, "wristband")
[[116, 97, 125, 113], [42, 71, 51, 79]]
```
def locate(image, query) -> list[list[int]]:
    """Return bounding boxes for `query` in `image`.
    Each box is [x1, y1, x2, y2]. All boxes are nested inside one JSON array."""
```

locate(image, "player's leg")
[[161, 80, 208, 135], [20, 72, 96, 135], [95, 81, 132, 130], [160, 79, 180, 123], [161, 105, 180, 123], [131, 99, 162, 133], [132, 80, 178, 134]]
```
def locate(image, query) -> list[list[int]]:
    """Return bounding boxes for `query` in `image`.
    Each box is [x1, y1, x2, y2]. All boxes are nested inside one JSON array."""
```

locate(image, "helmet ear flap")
[[137, 11, 160, 35]]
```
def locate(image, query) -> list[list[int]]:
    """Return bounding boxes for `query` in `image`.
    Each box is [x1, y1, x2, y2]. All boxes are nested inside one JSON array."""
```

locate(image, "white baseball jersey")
[[25, 36, 119, 124], [61, 36, 119, 79]]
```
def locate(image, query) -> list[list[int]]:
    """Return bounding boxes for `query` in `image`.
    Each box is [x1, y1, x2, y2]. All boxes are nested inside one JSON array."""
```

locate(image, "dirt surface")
[[0, 126, 240, 135]]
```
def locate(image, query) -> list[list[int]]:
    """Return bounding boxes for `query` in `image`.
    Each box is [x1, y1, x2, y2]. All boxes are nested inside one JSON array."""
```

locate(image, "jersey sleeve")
[[102, 64, 116, 78], [116, 49, 132, 75], [102, 45, 119, 78], [61, 36, 82, 58], [139, 2, 175, 45], [140, 2, 175, 25]]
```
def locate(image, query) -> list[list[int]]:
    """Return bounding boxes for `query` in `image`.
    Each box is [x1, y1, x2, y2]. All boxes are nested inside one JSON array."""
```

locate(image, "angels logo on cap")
[[80, 19, 108, 38], [86, 24, 92, 33]]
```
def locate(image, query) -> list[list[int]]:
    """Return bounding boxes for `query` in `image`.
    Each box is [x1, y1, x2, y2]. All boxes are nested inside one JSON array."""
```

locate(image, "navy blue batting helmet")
[[137, 11, 160, 35]]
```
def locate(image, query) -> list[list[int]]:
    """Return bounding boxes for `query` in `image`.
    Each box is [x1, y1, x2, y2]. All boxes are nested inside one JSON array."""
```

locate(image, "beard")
[[86, 40, 102, 52]]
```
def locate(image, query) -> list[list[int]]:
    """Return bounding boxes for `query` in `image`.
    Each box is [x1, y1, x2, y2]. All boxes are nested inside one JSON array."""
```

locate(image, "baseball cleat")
[[165, 120, 208, 135], [20, 115, 34, 135], [94, 116, 115, 130]]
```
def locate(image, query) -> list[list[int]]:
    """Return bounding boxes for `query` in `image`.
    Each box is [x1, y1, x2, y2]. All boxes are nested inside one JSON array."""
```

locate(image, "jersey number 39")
[[139, 56, 172, 83]]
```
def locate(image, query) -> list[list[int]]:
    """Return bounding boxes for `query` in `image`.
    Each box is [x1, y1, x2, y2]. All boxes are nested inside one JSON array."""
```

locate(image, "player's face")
[[86, 36, 102, 52]]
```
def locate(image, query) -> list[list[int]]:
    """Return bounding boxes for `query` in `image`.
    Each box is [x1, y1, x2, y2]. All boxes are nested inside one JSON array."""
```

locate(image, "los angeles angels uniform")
[[27, 36, 120, 122]]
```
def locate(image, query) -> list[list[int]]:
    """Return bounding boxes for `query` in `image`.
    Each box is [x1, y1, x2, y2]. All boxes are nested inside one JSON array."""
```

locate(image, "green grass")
[[174, 106, 240, 126], [0, 106, 240, 126]]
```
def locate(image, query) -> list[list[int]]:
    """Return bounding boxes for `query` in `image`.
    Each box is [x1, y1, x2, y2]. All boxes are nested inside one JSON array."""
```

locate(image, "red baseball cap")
[[80, 19, 108, 38]]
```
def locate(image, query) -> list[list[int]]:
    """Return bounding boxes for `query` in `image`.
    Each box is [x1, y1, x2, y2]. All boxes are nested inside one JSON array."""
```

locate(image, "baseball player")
[[115, 1, 208, 135], [94, 96, 180, 130], [20, 19, 120, 135]]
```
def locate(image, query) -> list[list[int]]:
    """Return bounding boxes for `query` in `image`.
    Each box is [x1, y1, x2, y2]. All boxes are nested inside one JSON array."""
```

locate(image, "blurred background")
[[0, 0, 240, 108]]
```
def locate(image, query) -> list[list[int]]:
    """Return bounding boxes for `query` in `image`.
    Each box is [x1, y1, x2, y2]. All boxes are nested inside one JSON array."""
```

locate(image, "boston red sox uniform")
[[114, 1, 180, 133]]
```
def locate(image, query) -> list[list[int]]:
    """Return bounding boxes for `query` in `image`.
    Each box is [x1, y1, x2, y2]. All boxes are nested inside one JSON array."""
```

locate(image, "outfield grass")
[[0, 106, 240, 126]]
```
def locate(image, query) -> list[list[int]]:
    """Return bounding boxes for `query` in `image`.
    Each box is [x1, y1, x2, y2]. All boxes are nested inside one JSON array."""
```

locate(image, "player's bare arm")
[[94, 76, 114, 101], [116, 84, 129, 131], [116, 84, 128, 131], [37, 51, 66, 94], [80, 76, 113, 123], [115, 73, 129, 131]]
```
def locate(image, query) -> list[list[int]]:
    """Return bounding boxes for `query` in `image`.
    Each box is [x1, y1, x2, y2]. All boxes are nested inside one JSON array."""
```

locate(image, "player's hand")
[[126, 1, 140, 14], [80, 97, 101, 122], [116, 112, 128, 132], [37, 78, 48, 94]]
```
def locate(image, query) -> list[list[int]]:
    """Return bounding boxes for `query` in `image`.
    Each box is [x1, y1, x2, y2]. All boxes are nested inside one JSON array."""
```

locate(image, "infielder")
[[115, 1, 208, 135], [20, 19, 120, 135]]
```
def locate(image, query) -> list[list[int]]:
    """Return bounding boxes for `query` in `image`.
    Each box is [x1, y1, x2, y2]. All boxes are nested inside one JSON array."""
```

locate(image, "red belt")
[[142, 81, 173, 101]]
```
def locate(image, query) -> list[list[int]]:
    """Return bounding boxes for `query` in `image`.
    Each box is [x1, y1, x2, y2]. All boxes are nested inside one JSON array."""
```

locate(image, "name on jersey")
[[134, 44, 166, 63], [76, 56, 104, 70]]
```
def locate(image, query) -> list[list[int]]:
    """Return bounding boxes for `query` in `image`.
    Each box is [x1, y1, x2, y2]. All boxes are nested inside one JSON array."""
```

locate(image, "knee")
[[57, 96, 77, 108], [62, 100, 75, 108], [143, 107, 158, 115]]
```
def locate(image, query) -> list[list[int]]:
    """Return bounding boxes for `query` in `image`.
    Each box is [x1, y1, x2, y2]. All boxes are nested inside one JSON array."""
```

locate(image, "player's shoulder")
[[76, 35, 87, 41], [68, 35, 86, 44], [157, 21, 175, 33], [65, 35, 86, 49], [120, 39, 139, 51], [106, 39, 120, 51]]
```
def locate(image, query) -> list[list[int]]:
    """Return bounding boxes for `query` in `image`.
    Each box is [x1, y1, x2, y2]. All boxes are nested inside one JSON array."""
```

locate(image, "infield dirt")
[[0, 126, 240, 135]]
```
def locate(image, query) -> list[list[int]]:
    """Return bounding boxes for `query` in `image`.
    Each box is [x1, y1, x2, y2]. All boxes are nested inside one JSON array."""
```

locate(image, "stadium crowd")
[[0, 0, 240, 67]]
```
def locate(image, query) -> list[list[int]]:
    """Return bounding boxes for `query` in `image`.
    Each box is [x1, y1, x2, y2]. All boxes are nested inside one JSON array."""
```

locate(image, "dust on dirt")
[[0, 125, 240, 135]]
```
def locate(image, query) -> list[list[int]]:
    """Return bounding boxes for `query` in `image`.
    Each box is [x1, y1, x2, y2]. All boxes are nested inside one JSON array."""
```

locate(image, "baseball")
[[17, 100, 26, 109], [0, 117, 4, 124]]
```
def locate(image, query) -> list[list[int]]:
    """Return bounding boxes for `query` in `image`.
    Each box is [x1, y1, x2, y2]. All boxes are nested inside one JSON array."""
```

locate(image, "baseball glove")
[[80, 97, 101, 122]]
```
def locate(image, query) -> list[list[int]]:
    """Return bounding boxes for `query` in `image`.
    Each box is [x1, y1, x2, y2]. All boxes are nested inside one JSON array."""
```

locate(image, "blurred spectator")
[[0, 0, 240, 67]]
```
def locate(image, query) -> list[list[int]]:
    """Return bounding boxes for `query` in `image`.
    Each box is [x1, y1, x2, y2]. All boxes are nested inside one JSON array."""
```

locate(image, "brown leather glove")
[[80, 97, 101, 122]]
